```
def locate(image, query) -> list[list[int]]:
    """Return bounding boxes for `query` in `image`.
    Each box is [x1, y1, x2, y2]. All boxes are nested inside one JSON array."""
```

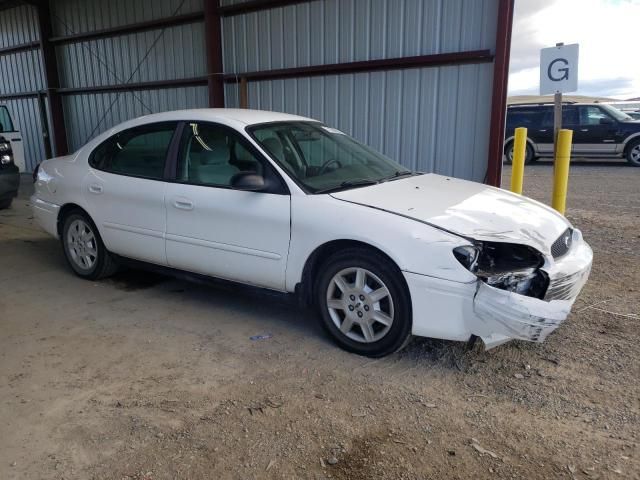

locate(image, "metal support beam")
[[35, 0, 68, 157], [0, 90, 42, 101], [49, 12, 205, 45], [57, 77, 209, 95], [223, 50, 494, 83], [204, 0, 225, 107], [0, 40, 40, 57], [218, 0, 313, 16], [486, 0, 515, 187]]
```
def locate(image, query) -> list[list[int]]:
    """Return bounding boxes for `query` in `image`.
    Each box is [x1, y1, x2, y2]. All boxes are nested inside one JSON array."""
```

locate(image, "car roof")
[[508, 103, 605, 108], [132, 108, 315, 126]]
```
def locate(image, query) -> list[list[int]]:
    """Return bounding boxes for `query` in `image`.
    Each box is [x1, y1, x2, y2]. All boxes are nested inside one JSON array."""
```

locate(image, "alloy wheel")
[[325, 267, 395, 343], [66, 219, 98, 271]]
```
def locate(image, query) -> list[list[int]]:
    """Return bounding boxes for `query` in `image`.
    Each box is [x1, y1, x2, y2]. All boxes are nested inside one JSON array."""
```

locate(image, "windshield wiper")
[[382, 170, 416, 182], [314, 179, 379, 194]]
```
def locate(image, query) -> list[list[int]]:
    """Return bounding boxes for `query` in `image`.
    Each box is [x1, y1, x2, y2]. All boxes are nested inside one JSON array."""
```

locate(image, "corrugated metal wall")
[[1, 0, 499, 179], [0, 5, 47, 170], [222, 0, 498, 181], [51, 0, 207, 153], [63, 87, 208, 151]]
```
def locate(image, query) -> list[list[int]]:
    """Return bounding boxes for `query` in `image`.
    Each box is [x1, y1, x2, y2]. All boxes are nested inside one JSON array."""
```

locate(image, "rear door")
[[0, 106, 25, 171], [573, 105, 618, 154], [530, 106, 554, 154], [82, 122, 178, 265], [164, 121, 291, 290]]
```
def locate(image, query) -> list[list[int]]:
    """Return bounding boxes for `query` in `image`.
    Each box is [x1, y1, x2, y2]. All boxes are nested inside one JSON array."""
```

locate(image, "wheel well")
[[624, 136, 640, 154], [504, 138, 535, 152], [297, 240, 402, 307], [56, 203, 90, 237]]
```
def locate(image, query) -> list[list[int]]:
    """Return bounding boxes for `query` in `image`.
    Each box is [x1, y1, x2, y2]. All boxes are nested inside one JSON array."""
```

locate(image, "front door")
[[529, 106, 554, 154], [82, 122, 178, 265], [572, 105, 618, 154], [164, 121, 291, 291]]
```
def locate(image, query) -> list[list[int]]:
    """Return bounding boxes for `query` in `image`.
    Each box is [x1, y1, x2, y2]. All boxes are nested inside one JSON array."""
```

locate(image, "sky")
[[508, 0, 640, 99]]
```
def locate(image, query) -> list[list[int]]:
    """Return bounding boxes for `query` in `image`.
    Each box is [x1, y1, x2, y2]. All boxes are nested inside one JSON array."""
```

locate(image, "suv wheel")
[[505, 141, 534, 165], [0, 198, 12, 210], [625, 139, 640, 167], [316, 248, 412, 357], [61, 210, 118, 280]]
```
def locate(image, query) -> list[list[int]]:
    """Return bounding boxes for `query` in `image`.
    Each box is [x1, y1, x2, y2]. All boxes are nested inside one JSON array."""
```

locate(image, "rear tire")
[[61, 210, 118, 280], [625, 139, 640, 166], [315, 248, 412, 357], [0, 198, 12, 209], [504, 141, 534, 165]]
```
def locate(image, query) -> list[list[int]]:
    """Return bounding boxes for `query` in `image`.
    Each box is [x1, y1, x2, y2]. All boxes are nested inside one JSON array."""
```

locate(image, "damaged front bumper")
[[404, 232, 592, 349], [473, 235, 592, 348]]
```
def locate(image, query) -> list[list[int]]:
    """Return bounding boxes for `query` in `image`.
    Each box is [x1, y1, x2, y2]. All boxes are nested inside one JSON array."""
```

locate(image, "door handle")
[[580, 129, 589, 132], [88, 184, 103, 194], [539, 129, 547, 132], [173, 199, 194, 210]]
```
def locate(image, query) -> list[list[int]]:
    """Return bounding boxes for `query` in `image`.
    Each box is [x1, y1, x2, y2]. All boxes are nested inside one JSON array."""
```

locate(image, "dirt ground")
[[1, 162, 638, 480]]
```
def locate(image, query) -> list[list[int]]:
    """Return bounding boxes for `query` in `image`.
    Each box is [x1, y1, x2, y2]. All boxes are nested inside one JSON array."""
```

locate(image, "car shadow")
[[3, 235, 496, 367]]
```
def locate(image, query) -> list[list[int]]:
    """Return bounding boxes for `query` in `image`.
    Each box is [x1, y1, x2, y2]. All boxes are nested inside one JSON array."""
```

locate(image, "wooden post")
[[552, 42, 564, 160], [553, 91, 562, 157], [239, 77, 248, 108]]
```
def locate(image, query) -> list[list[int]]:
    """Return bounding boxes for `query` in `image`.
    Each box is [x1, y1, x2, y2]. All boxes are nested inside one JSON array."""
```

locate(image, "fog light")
[[1, 154, 12, 165]]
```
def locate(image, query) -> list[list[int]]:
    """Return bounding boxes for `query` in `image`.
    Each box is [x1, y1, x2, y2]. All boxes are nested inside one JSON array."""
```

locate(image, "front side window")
[[248, 122, 410, 193], [0, 106, 15, 132], [176, 122, 265, 187], [89, 122, 176, 179], [579, 106, 612, 125]]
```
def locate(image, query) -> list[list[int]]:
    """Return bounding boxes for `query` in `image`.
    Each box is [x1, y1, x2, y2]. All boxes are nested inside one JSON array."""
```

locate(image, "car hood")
[[330, 173, 570, 254]]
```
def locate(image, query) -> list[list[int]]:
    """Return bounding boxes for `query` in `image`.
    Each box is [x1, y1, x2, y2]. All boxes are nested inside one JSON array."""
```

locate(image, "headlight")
[[0, 141, 10, 152], [1, 154, 12, 165], [453, 245, 479, 270], [454, 241, 548, 299]]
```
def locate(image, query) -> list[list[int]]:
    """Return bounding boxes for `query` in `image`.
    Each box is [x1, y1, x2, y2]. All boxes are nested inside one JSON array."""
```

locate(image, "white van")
[[0, 105, 25, 172]]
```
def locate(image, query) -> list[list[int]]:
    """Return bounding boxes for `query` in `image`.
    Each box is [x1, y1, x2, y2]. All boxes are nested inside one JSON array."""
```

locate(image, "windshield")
[[600, 104, 632, 121], [247, 121, 411, 193]]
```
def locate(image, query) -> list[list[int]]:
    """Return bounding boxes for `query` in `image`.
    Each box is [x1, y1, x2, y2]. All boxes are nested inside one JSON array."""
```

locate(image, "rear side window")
[[0, 106, 15, 132], [507, 108, 543, 127], [89, 122, 177, 179]]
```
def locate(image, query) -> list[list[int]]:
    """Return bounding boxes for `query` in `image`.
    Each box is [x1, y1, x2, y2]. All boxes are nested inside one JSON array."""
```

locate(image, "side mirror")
[[599, 116, 614, 125], [231, 171, 266, 191]]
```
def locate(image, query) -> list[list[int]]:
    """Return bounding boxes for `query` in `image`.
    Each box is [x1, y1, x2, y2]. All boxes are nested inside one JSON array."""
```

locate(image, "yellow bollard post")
[[510, 127, 527, 194], [551, 129, 573, 215]]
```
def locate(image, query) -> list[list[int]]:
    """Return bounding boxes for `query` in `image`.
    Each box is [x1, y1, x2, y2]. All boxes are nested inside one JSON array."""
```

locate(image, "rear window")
[[89, 122, 177, 180], [0, 106, 15, 132]]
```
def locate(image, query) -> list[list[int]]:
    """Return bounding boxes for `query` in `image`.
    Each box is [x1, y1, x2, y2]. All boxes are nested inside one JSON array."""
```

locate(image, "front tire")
[[61, 210, 118, 280], [625, 139, 640, 167], [316, 248, 412, 357], [0, 198, 12, 209]]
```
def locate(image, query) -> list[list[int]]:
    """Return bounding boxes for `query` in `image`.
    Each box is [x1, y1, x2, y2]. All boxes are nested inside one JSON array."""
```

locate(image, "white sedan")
[[32, 109, 592, 357]]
